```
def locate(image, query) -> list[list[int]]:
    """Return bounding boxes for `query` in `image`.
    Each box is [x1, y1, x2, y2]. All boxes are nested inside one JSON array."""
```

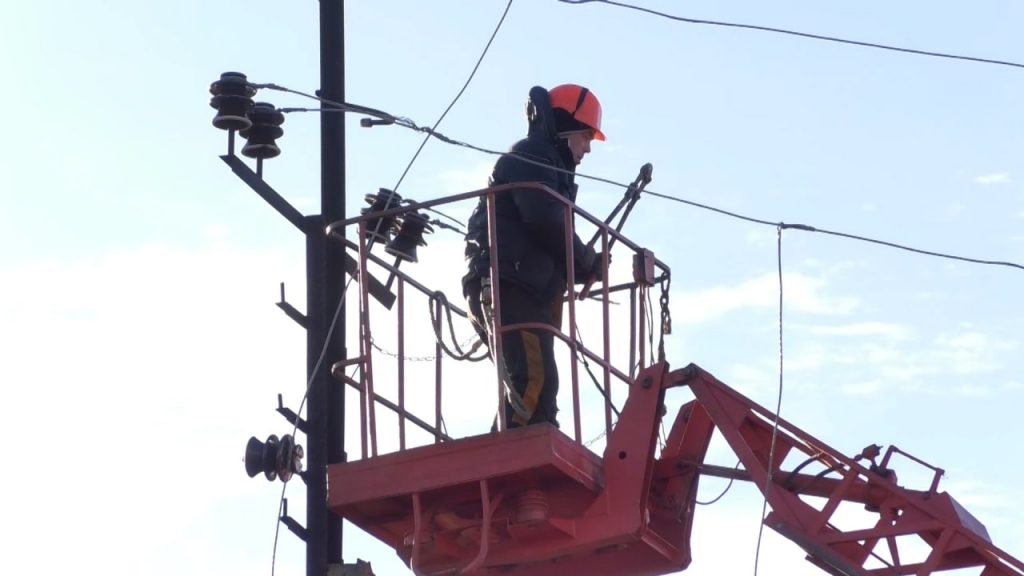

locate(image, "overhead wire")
[[642, 190, 1024, 271], [275, 1, 514, 235], [249, 4, 1024, 570], [258, 81, 1021, 573], [274, 95, 1024, 273], [558, 0, 1024, 71], [388, 0, 515, 231], [753, 226, 788, 576], [390, 0, 514, 195]]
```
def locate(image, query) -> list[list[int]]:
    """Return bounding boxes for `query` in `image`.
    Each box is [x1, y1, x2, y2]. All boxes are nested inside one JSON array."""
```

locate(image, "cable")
[[696, 461, 742, 506], [262, 83, 1024, 273], [393, 126, 1024, 271], [277, 1, 514, 236], [429, 291, 489, 362], [270, 482, 288, 576], [271, 272, 355, 576], [428, 217, 464, 234], [753, 226, 787, 576], [645, 191, 1024, 271], [391, 0, 514, 194], [811, 226, 1024, 269], [558, 0, 1024, 71], [259, 83, 402, 121], [401, 197, 467, 235], [574, 319, 623, 418]]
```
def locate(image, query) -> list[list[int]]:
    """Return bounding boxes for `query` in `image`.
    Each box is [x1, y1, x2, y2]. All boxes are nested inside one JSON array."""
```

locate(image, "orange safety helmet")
[[548, 84, 605, 141]]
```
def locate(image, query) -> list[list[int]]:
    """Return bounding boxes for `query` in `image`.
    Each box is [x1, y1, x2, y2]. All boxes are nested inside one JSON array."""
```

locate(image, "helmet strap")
[[571, 87, 590, 118]]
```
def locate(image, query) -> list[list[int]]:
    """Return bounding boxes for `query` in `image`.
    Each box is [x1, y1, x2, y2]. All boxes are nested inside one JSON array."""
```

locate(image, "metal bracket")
[[276, 282, 308, 328], [344, 252, 396, 309], [220, 154, 306, 232], [277, 393, 308, 433], [327, 560, 375, 576], [280, 499, 308, 542]]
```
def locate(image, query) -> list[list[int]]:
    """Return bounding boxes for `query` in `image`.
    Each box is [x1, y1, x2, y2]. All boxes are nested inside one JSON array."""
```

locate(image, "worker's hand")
[[590, 251, 610, 282], [576, 246, 597, 284], [576, 250, 610, 300]]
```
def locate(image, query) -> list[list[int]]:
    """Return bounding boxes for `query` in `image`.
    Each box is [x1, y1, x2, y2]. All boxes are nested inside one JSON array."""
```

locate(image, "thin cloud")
[[840, 380, 883, 396], [974, 172, 1011, 185], [676, 271, 858, 325], [937, 331, 1019, 375], [790, 330, 1019, 398], [439, 161, 493, 195], [808, 321, 911, 339]]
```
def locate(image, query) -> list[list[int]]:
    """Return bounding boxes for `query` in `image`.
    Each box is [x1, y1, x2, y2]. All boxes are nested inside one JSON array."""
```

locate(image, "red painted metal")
[[484, 192, 505, 432], [629, 286, 637, 379], [434, 296, 442, 444], [658, 364, 1024, 576], [397, 277, 406, 450], [327, 184, 1022, 576], [563, 204, 582, 444], [329, 363, 696, 576], [356, 222, 370, 460], [329, 359, 1024, 575], [600, 230, 613, 439]]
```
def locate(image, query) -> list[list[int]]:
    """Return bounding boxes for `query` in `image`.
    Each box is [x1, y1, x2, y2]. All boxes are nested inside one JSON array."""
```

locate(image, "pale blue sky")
[[2, 1, 1022, 575]]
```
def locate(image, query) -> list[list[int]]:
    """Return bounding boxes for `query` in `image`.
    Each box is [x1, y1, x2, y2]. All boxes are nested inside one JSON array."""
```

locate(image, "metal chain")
[[585, 429, 608, 448], [369, 337, 477, 363], [658, 274, 672, 362]]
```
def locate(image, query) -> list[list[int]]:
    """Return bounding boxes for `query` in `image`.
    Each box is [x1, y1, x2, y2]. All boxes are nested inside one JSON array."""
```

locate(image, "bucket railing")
[[327, 181, 670, 458]]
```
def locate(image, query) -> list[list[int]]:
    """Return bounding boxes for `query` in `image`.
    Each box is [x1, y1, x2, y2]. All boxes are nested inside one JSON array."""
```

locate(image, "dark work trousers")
[[466, 278, 563, 428]]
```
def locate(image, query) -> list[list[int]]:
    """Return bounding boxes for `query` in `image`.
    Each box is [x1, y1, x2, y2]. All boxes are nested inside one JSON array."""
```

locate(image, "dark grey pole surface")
[[307, 1, 346, 575]]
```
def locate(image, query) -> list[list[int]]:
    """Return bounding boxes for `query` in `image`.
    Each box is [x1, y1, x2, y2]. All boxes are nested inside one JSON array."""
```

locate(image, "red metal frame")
[[328, 363, 689, 576], [338, 183, 661, 452], [325, 185, 1022, 575], [657, 364, 1024, 576]]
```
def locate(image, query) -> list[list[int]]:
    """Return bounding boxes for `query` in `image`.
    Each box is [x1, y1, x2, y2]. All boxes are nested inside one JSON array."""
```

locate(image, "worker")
[[462, 84, 607, 429]]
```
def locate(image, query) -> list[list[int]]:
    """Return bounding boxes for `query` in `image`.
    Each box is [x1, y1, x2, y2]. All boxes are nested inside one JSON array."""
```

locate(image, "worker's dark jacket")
[[463, 136, 594, 303]]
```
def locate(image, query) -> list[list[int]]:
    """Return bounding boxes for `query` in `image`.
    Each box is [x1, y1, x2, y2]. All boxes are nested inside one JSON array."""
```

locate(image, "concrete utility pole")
[[307, 1, 346, 575]]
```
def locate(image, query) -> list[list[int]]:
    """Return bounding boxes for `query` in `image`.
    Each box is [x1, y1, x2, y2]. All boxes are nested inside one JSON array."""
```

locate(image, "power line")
[[253, 77, 1020, 573], [261, 83, 1024, 273], [271, 1, 515, 235], [273, 106, 464, 235], [558, 0, 1024, 71], [391, 0, 514, 194], [389, 0, 515, 233], [645, 190, 1024, 271]]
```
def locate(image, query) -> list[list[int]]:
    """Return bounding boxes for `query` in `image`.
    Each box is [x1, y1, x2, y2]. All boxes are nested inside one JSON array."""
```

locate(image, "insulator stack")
[[245, 434, 304, 483], [385, 211, 433, 263], [240, 102, 285, 159], [362, 189, 403, 245], [209, 71, 256, 131]]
